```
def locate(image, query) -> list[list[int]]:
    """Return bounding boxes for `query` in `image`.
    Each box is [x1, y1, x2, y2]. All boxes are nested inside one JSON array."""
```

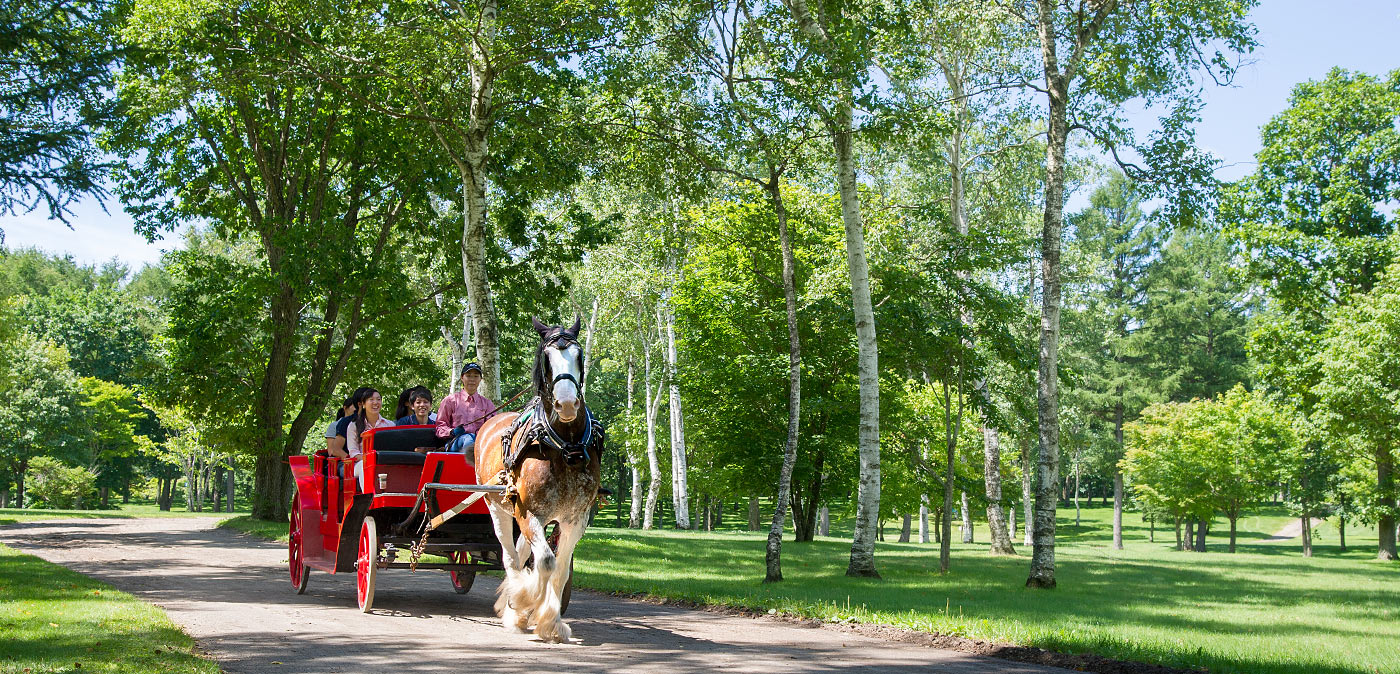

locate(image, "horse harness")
[[501, 396, 605, 471]]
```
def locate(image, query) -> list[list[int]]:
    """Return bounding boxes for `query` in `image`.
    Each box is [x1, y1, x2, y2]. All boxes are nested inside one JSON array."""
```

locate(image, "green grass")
[[0, 544, 221, 674], [0, 502, 242, 527], [217, 515, 287, 542], [574, 504, 1399, 674]]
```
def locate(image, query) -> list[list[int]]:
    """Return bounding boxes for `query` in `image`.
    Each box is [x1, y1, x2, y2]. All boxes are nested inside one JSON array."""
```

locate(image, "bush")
[[26, 457, 98, 509]]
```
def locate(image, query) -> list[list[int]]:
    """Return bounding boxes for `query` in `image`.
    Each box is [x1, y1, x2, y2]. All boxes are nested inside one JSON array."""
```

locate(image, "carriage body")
[[286, 425, 507, 610]]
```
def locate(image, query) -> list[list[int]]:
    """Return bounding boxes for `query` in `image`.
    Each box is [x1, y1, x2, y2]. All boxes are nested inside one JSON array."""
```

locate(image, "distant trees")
[[1122, 387, 1297, 553]]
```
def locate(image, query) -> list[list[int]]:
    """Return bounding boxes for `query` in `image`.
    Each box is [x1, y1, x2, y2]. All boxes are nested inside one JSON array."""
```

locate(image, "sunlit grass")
[[574, 504, 1399, 674], [0, 502, 242, 526], [0, 544, 220, 674]]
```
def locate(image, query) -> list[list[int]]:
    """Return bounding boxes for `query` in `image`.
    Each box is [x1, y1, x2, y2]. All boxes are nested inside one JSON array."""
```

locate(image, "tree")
[[0, 0, 124, 228], [1009, 0, 1257, 588], [112, 0, 452, 519], [1315, 256, 1400, 561], [1226, 68, 1400, 561], [1069, 171, 1155, 550], [780, 0, 885, 580], [0, 333, 82, 507], [1139, 229, 1251, 402], [77, 377, 151, 507]]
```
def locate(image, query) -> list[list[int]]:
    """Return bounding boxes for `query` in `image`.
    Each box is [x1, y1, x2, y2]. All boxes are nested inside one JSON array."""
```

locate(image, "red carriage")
[[286, 424, 569, 612]]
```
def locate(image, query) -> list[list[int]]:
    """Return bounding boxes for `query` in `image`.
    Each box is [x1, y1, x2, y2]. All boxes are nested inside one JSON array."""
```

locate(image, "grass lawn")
[[217, 515, 286, 542], [574, 504, 1398, 674], [0, 544, 220, 674], [0, 502, 244, 526]]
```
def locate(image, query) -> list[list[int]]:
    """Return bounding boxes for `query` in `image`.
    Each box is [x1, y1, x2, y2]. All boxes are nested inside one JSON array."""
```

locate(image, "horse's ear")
[[569, 315, 581, 337], [532, 316, 550, 337]]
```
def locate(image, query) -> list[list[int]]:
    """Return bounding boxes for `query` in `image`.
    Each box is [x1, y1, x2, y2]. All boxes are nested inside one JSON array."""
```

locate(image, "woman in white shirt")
[[346, 388, 395, 489]]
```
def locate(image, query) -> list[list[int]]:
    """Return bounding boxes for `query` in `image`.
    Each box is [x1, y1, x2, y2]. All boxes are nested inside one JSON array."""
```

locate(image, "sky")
[[3, 0, 1398, 272]]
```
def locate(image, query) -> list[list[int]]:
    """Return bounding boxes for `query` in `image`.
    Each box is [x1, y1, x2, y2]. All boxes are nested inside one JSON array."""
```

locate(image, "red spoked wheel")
[[449, 551, 475, 594], [356, 517, 378, 613], [289, 503, 310, 594]]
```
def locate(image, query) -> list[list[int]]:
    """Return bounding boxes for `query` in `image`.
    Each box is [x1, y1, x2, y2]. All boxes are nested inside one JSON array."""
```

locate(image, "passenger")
[[347, 388, 396, 489], [393, 386, 416, 421], [396, 388, 436, 426], [327, 387, 372, 459], [435, 363, 496, 456]]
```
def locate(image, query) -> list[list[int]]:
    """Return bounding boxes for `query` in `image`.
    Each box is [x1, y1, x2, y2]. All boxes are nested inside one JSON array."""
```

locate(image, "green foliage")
[[23, 455, 98, 509], [1314, 255, 1400, 528], [1225, 68, 1400, 315], [1123, 387, 1297, 529], [0, 332, 83, 495], [0, 0, 124, 225]]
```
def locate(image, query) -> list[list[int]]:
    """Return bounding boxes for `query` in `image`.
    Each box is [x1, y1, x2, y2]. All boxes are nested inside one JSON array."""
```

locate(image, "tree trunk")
[[1184, 519, 1195, 550], [983, 427, 1014, 554], [626, 361, 643, 529], [1301, 516, 1313, 557], [1228, 514, 1237, 553], [663, 302, 691, 529], [1377, 446, 1396, 561], [1008, 505, 1015, 543], [643, 337, 662, 530], [960, 490, 974, 543], [819, 506, 829, 536], [1113, 471, 1125, 550], [765, 180, 802, 583], [1195, 518, 1208, 552], [455, 0, 502, 401], [941, 430, 956, 573], [435, 296, 468, 393], [1020, 436, 1033, 547], [830, 104, 881, 579], [748, 496, 761, 531], [1174, 516, 1182, 550], [226, 464, 235, 513], [582, 295, 599, 399], [1073, 455, 1081, 527], [899, 514, 912, 542], [1339, 513, 1347, 552], [1149, 515, 1154, 543], [1027, 54, 1070, 587], [919, 497, 930, 544]]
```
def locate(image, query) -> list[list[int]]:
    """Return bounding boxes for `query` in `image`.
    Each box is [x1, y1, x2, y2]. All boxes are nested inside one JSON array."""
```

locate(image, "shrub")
[[26, 456, 98, 509]]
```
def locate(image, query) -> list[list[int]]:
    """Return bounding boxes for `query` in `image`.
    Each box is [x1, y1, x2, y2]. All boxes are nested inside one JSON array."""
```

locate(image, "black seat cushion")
[[375, 451, 427, 466], [370, 427, 441, 453]]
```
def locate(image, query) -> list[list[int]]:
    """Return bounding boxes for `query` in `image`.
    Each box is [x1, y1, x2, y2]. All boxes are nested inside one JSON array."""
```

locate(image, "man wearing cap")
[[436, 363, 497, 456]]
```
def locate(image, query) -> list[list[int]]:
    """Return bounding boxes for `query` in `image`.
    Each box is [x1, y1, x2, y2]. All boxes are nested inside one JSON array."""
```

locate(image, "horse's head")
[[532, 315, 584, 424]]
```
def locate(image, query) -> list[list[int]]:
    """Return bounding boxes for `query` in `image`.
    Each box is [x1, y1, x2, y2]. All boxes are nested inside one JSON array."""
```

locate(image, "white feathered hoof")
[[535, 616, 571, 643]]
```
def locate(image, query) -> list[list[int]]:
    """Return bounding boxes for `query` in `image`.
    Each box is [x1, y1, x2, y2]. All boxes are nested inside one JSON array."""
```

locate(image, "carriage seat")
[[375, 451, 428, 466]]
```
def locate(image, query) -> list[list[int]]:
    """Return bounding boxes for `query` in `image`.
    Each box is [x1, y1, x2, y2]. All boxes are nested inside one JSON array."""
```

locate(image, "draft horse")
[[475, 316, 603, 642]]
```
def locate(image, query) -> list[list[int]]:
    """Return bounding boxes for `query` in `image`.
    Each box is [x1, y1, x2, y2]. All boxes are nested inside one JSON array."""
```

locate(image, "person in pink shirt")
[[436, 362, 497, 454]]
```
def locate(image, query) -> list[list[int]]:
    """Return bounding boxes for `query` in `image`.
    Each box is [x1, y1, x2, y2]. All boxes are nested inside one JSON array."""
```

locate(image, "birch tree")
[[1002, 0, 1257, 588]]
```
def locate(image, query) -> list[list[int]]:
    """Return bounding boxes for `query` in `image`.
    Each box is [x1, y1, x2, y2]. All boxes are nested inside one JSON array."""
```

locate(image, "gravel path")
[[1, 517, 1071, 674], [1264, 518, 1324, 541]]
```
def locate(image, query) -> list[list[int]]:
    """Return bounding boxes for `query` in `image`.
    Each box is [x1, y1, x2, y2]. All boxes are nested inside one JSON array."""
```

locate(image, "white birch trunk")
[[642, 308, 663, 530], [765, 182, 802, 583], [663, 301, 691, 529], [582, 295, 599, 400], [960, 490, 974, 543], [627, 360, 643, 528]]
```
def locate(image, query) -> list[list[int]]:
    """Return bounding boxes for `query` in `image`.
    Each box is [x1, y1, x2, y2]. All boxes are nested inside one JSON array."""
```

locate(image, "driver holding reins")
[[435, 362, 497, 456]]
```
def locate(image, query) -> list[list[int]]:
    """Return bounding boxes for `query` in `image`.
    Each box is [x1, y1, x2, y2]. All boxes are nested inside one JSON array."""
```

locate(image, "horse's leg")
[[515, 511, 562, 641], [486, 499, 531, 633], [536, 516, 586, 643]]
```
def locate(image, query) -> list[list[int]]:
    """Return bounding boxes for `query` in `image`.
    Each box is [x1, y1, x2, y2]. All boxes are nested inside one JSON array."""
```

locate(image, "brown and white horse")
[[474, 317, 601, 642]]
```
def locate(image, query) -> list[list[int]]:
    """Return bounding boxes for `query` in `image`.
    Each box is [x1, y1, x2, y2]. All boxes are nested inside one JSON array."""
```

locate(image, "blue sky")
[[3, 0, 1398, 272]]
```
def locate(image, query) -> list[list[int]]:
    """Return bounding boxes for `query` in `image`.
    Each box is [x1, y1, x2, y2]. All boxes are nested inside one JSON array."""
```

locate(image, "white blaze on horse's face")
[[547, 342, 583, 422]]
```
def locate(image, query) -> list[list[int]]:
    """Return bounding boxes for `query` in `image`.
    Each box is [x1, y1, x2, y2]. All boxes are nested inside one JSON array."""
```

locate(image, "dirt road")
[[1, 518, 1070, 673]]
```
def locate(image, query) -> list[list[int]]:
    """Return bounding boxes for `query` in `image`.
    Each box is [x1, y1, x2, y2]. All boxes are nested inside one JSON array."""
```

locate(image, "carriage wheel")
[[449, 551, 475, 594], [289, 504, 310, 594], [356, 517, 378, 613]]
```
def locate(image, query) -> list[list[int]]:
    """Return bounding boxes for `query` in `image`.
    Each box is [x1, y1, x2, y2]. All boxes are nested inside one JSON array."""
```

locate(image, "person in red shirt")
[[436, 363, 496, 454]]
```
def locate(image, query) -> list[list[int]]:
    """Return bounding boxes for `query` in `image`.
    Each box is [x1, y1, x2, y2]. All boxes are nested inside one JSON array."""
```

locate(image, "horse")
[[474, 316, 602, 642]]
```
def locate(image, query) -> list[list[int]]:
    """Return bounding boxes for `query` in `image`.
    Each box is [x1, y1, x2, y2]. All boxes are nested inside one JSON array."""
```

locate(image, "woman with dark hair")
[[346, 388, 395, 488], [396, 387, 436, 426], [327, 387, 372, 459]]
